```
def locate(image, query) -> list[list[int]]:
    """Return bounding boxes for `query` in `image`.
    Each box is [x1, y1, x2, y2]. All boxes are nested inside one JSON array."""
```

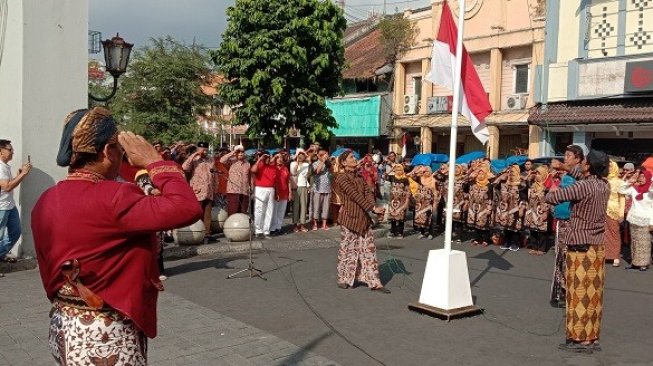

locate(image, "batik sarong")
[[603, 217, 622, 260], [550, 220, 568, 303], [337, 226, 382, 288], [49, 287, 147, 366], [565, 244, 605, 342], [630, 224, 652, 267]]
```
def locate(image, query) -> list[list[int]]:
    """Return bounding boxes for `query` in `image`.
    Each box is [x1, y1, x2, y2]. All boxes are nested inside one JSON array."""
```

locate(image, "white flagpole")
[[443, 0, 467, 253]]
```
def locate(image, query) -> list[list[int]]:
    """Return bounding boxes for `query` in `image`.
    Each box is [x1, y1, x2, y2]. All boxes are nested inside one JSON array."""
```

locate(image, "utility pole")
[[383, 0, 387, 14]]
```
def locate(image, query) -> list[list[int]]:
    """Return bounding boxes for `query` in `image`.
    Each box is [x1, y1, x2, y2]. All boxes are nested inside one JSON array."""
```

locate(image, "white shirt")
[[0, 161, 16, 210], [620, 184, 653, 227], [290, 161, 310, 188]]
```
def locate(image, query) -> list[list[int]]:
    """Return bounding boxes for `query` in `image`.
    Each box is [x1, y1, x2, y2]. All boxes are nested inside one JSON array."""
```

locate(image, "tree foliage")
[[378, 15, 417, 65], [212, 0, 347, 144], [109, 37, 214, 144]]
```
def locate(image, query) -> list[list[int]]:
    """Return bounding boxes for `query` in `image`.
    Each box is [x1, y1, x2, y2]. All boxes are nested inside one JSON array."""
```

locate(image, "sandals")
[[612, 259, 620, 267], [371, 287, 391, 294], [337, 283, 350, 289], [1, 257, 17, 263], [558, 341, 593, 354]]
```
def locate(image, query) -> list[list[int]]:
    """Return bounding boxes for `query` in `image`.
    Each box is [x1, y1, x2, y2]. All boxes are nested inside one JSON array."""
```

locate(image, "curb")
[[163, 240, 263, 260], [2, 226, 390, 272], [164, 225, 389, 260], [0, 258, 37, 274]]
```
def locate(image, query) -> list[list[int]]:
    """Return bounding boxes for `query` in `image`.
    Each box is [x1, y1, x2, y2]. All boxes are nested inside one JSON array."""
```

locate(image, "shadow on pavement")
[[470, 249, 513, 287], [379, 258, 411, 285], [165, 254, 248, 277]]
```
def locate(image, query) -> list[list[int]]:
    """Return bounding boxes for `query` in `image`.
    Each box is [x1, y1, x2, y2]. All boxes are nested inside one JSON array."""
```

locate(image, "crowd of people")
[[155, 140, 651, 276], [3, 106, 652, 363]]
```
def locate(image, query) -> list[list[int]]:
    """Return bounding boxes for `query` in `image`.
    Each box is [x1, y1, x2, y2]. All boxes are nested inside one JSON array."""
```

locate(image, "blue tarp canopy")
[[455, 151, 486, 164], [331, 147, 360, 160], [505, 155, 528, 167], [411, 153, 449, 166], [490, 159, 507, 174], [244, 148, 257, 157], [490, 156, 528, 174]]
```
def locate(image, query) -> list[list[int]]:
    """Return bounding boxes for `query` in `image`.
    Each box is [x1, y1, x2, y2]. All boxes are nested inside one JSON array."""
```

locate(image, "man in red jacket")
[[32, 108, 202, 365]]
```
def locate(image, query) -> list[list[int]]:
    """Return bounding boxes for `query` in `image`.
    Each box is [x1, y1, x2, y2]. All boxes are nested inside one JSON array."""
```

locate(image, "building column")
[[487, 126, 500, 159], [420, 126, 432, 153], [420, 58, 431, 114], [528, 125, 542, 158], [0, 0, 88, 257], [489, 48, 503, 111], [389, 127, 404, 154], [394, 63, 406, 116], [572, 132, 590, 155]]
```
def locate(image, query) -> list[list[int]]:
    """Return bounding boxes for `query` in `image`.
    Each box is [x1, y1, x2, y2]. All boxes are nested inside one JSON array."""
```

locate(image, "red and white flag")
[[425, 0, 493, 144]]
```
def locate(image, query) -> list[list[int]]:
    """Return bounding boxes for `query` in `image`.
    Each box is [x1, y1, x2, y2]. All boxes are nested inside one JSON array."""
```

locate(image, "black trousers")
[[505, 230, 521, 246], [474, 228, 490, 243], [390, 220, 405, 236], [529, 230, 548, 252], [158, 233, 165, 275], [452, 221, 464, 241]]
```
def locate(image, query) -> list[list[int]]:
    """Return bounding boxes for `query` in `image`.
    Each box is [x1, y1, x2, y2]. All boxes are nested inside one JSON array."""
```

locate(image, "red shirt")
[[255, 162, 278, 188], [32, 161, 202, 338], [275, 165, 290, 200]]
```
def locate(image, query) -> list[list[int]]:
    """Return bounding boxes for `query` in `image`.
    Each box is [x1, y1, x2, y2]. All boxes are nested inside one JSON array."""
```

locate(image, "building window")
[[413, 76, 422, 97], [514, 64, 529, 94]]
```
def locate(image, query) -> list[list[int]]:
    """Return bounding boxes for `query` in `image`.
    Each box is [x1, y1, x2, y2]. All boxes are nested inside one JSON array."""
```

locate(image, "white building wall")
[[0, 0, 88, 257]]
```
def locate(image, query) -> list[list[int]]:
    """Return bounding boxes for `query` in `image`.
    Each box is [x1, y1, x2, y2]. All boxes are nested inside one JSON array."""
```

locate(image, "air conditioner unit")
[[403, 94, 419, 114], [506, 94, 527, 110], [427, 96, 453, 114]]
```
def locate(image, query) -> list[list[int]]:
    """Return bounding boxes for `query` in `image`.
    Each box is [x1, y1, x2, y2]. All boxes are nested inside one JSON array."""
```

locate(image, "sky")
[[89, 0, 431, 52]]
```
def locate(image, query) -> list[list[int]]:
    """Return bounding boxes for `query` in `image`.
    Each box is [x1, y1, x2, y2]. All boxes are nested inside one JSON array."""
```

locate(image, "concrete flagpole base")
[[408, 249, 482, 321]]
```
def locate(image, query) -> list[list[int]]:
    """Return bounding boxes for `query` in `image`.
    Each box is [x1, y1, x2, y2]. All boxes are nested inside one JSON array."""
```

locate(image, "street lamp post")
[[89, 34, 134, 102]]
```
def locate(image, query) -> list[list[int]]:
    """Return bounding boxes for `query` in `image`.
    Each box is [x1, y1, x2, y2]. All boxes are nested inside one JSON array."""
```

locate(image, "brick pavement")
[[0, 270, 340, 366]]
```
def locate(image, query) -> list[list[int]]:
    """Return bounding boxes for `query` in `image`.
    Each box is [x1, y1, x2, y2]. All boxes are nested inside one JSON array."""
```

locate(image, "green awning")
[[326, 95, 381, 137]]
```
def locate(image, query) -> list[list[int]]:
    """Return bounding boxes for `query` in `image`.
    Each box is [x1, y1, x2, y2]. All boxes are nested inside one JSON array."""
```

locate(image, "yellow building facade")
[[391, 0, 546, 158]]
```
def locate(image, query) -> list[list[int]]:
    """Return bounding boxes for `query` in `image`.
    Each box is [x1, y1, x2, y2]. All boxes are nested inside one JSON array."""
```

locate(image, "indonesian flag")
[[401, 132, 411, 158], [425, 0, 493, 144]]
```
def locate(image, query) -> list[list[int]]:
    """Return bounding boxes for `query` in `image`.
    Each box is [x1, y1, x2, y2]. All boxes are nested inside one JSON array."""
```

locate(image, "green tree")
[[109, 37, 214, 144], [212, 0, 346, 144]]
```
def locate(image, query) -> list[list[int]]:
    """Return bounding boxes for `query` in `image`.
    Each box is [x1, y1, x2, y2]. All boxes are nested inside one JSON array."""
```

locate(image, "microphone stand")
[[222, 157, 266, 280]]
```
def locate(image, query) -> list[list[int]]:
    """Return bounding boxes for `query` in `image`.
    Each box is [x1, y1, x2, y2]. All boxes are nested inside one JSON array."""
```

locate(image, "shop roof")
[[528, 98, 653, 125], [343, 28, 387, 80]]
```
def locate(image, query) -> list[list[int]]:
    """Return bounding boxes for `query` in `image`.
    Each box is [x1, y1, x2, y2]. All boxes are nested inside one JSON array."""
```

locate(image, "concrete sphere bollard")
[[210, 207, 229, 232], [173, 220, 206, 246], [223, 213, 251, 242]]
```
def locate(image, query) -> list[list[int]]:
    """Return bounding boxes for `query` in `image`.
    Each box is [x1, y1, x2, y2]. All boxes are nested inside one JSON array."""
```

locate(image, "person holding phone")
[[31, 107, 202, 365], [0, 139, 31, 266]]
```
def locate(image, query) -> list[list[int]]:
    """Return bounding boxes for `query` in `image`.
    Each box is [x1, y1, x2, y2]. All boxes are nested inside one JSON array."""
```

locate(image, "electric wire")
[[347, 0, 426, 8]]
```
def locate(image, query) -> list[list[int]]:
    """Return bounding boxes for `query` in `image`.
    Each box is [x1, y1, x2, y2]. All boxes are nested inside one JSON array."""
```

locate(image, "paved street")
[[2, 228, 652, 366]]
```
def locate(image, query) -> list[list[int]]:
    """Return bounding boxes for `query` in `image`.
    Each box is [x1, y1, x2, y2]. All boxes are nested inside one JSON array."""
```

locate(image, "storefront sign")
[[625, 60, 653, 93]]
